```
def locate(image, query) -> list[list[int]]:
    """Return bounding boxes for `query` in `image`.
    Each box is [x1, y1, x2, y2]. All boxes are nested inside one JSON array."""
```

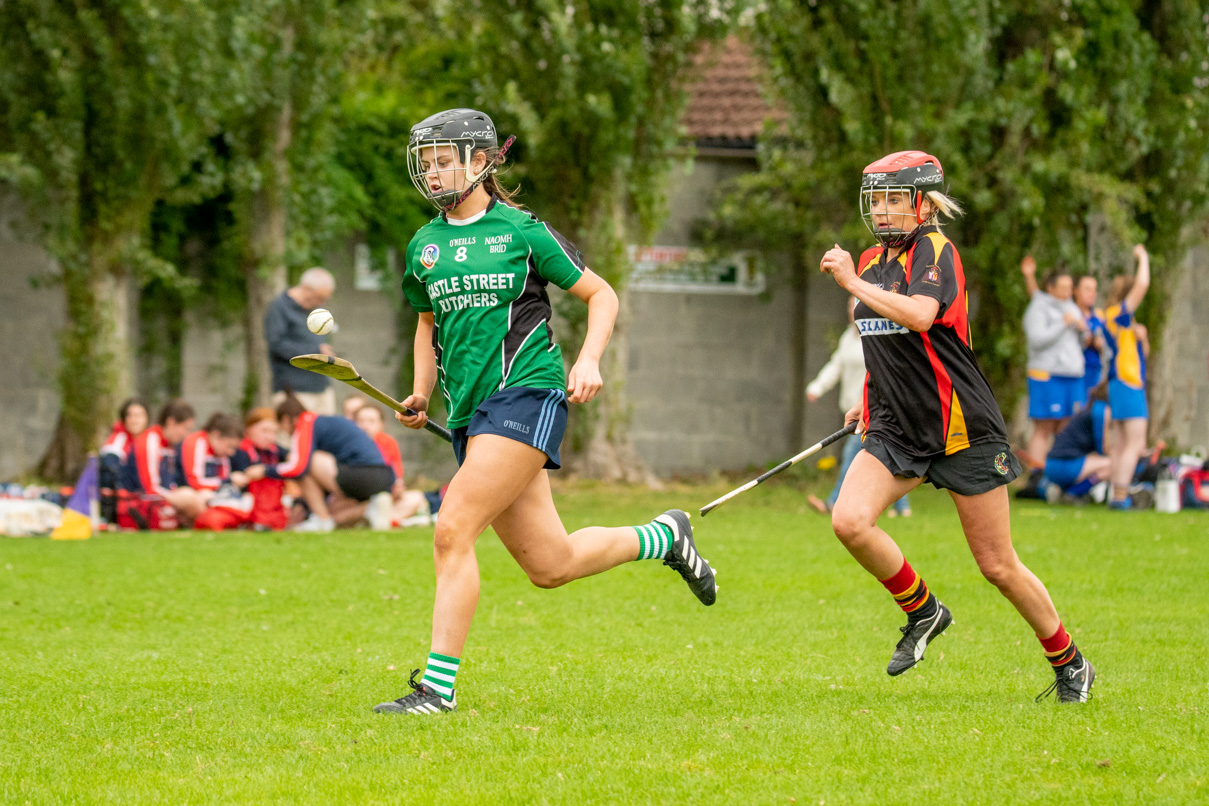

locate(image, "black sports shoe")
[[656, 509, 717, 606], [373, 669, 457, 714], [887, 601, 952, 676], [1036, 653, 1096, 703]]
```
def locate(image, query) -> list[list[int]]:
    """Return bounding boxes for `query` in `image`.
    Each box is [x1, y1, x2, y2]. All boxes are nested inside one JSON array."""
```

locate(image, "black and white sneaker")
[[656, 509, 717, 606], [1036, 653, 1096, 703], [372, 669, 457, 715], [887, 601, 952, 676]]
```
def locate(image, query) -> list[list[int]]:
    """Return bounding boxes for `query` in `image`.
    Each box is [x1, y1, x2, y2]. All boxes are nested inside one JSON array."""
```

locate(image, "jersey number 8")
[[455, 246, 468, 262]]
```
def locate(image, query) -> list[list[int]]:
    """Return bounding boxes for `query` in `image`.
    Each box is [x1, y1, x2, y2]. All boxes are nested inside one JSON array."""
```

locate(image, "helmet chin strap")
[[442, 135, 517, 212]]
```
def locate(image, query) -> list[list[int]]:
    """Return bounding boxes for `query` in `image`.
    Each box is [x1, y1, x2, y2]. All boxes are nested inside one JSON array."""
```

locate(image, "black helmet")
[[407, 109, 500, 211]]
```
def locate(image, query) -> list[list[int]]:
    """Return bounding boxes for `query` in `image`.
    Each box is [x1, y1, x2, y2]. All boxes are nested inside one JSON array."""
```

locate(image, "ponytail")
[[478, 146, 523, 208]]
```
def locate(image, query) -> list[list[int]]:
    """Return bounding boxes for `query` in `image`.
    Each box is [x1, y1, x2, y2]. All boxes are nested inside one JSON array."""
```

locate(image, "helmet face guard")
[[860, 151, 945, 247], [407, 140, 495, 211], [407, 108, 506, 212]]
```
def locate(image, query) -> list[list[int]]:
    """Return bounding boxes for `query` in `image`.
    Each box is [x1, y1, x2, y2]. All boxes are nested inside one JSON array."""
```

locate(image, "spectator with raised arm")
[[1103, 245, 1151, 509], [1019, 260, 1086, 495]]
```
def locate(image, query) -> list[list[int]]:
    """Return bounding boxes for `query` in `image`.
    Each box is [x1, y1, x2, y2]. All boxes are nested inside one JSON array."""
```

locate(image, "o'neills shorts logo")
[[420, 244, 440, 269], [857, 318, 910, 336], [994, 452, 1009, 475]]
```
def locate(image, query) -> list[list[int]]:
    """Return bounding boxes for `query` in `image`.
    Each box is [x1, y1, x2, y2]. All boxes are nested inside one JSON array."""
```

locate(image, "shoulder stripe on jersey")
[[100, 431, 130, 458], [275, 412, 317, 478], [541, 222, 587, 274], [137, 428, 170, 496]]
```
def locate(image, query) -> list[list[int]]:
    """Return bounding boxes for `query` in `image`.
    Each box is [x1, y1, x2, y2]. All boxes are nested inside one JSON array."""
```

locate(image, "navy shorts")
[[451, 386, 568, 470], [862, 435, 1022, 496]]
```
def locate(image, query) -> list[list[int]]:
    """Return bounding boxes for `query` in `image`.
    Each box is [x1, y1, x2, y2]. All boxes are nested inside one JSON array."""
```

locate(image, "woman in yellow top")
[[1101, 245, 1151, 509]]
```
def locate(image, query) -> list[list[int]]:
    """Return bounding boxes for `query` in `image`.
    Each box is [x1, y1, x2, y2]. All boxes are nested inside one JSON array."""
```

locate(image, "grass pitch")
[[2, 481, 1206, 804]]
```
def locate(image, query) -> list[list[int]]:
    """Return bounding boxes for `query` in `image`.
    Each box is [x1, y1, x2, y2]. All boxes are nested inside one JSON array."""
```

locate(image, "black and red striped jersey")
[[854, 226, 1008, 459]]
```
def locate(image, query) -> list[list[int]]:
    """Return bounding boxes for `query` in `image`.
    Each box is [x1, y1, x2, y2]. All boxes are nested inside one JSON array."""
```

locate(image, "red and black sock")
[[1039, 623, 1078, 667], [880, 559, 936, 619]]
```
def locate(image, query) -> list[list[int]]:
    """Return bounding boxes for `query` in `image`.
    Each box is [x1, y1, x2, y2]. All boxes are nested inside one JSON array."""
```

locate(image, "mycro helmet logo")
[[420, 244, 440, 269]]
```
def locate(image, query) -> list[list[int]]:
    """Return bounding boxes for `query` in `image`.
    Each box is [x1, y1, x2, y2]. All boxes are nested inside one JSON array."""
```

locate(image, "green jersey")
[[402, 198, 586, 428]]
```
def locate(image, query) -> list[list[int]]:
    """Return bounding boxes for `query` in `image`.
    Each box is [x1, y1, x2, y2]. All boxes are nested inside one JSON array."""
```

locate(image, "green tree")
[[0, 0, 222, 479], [463, 0, 736, 479], [211, 0, 372, 410], [708, 0, 1209, 405]]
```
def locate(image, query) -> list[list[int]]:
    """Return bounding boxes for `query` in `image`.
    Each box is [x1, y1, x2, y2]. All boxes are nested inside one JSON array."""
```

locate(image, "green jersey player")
[[373, 109, 718, 716]]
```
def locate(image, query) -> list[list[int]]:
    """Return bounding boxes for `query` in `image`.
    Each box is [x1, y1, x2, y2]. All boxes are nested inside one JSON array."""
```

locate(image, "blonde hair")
[[923, 190, 964, 221], [1106, 275, 1133, 307]]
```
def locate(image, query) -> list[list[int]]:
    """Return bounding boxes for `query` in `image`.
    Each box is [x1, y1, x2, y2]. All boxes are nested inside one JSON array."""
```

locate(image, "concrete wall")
[[626, 156, 851, 475], [0, 198, 64, 481]]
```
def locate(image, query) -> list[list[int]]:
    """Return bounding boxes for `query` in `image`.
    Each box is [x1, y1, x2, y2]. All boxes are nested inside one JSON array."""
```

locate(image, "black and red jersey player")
[[819, 151, 1095, 703]]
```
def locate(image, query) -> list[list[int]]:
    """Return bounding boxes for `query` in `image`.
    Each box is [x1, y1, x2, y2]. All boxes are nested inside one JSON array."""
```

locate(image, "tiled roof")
[[682, 35, 785, 149]]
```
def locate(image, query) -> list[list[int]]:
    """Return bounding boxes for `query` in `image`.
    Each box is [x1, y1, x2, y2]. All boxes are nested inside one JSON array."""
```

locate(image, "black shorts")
[[335, 464, 395, 501], [862, 435, 1022, 496], [451, 386, 568, 470]]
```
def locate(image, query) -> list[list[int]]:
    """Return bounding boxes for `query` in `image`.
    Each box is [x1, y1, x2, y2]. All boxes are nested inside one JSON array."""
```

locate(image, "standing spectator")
[[265, 267, 337, 415], [1020, 262, 1086, 482], [1103, 245, 1151, 509], [1022, 259, 1106, 403], [806, 296, 910, 517], [1073, 275, 1107, 401]]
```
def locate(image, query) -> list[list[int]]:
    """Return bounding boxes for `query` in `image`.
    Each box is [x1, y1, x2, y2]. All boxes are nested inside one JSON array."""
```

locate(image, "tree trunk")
[[242, 97, 293, 411], [566, 180, 658, 486], [35, 241, 134, 483], [788, 244, 808, 446], [575, 284, 659, 485]]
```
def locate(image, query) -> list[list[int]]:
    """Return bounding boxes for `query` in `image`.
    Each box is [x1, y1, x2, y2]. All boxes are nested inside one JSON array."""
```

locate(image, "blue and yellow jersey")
[[1103, 303, 1145, 390], [1084, 307, 1105, 376]]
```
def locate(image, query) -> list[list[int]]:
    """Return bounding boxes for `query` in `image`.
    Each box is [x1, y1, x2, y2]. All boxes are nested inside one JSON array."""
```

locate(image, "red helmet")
[[860, 151, 946, 247]]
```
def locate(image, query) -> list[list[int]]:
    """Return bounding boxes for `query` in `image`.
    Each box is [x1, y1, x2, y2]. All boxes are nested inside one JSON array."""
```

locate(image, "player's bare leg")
[[1109, 418, 1149, 504], [491, 463, 643, 589], [950, 486, 1060, 636], [830, 449, 924, 579], [375, 432, 714, 715], [295, 450, 338, 530], [831, 452, 946, 675], [952, 485, 1095, 702], [426, 434, 548, 658]]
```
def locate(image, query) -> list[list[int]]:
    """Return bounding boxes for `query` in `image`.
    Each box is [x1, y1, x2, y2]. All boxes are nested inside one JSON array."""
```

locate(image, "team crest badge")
[[924, 265, 941, 285], [890, 281, 901, 294], [994, 451, 1009, 475], [420, 244, 440, 269]]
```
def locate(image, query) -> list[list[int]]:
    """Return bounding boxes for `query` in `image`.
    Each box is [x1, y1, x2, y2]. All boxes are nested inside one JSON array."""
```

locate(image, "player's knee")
[[527, 568, 570, 589], [830, 505, 872, 546], [977, 558, 1016, 589], [431, 519, 470, 559]]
